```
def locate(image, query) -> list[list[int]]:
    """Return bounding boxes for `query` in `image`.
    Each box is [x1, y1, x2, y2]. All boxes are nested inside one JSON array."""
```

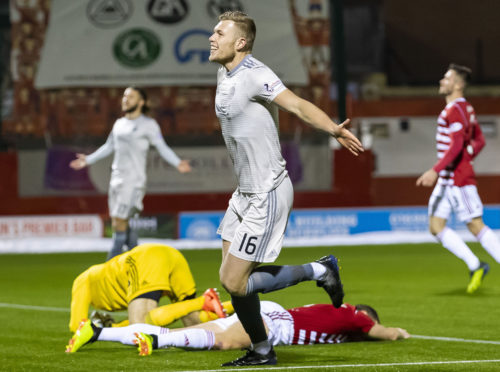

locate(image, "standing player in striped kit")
[[417, 64, 500, 293], [208, 11, 364, 366], [70, 87, 191, 260]]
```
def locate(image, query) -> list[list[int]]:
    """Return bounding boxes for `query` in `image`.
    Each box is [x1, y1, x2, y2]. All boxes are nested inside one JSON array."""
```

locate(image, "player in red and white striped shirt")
[[417, 63, 500, 293], [128, 300, 409, 355], [64, 300, 409, 354]]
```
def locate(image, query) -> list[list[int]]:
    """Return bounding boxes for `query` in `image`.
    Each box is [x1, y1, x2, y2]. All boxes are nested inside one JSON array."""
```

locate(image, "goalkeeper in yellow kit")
[[68, 243, 227, 336]]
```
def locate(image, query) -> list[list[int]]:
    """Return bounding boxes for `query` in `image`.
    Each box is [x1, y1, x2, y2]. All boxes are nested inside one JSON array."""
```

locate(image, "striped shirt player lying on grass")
[[66, 300, 409, 354]]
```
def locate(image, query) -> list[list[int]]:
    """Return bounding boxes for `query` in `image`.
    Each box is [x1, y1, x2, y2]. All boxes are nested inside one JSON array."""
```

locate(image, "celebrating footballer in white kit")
[[70, 87, 191, 260], [209, 11, 364, 367]]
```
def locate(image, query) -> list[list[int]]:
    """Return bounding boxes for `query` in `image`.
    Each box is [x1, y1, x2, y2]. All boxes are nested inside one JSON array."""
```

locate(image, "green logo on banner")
[[113, 28, 161, 68]]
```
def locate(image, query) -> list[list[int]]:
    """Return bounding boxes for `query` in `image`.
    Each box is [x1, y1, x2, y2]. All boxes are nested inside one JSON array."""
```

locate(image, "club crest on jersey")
[[264, 80, 280, 92]]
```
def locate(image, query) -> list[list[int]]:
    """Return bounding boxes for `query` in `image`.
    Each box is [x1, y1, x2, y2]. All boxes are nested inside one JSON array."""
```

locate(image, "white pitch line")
[[0, 302, 131, 315], [0, 302, 69, 312], [412, 334, 500, 345], [181, 359, 500, 372], [2, 302, 500, 370]]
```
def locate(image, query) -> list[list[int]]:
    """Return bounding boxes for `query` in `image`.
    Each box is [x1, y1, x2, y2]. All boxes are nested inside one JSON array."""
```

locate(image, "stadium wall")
[[1, 146, 499, 217]]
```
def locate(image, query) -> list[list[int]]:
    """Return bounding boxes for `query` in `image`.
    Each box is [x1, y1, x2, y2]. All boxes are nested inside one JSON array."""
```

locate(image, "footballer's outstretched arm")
[[367, 324, 410, 341]]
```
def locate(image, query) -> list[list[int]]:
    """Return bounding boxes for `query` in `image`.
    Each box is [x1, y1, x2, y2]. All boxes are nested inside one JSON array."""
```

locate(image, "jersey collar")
[[227, 54, 252, 77], [445, 97, 466, 108]]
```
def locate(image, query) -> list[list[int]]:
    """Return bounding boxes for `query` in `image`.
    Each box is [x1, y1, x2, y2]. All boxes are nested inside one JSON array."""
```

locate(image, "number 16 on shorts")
[[239, 233, 258, 255], [230, 229, 282, 263]]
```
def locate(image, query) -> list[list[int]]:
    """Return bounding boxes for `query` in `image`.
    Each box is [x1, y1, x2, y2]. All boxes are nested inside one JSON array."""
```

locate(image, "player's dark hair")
[[449, 63, 472, 84], [128, 86, 150, 114], [218, 11, 256, 52], [355, 304, 380, 323]]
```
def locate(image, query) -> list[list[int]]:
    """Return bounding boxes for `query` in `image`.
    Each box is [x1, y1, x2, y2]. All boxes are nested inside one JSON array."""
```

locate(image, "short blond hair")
[[218, 11, 256, 52]]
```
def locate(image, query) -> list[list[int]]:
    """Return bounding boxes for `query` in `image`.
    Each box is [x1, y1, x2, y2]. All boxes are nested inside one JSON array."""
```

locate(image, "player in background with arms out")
[[64, 300, 409, 354], [208, 11, 364, 366], [66, 243, 228, 354], [70, 87, 191, 260], [416, 63, 500, 293]]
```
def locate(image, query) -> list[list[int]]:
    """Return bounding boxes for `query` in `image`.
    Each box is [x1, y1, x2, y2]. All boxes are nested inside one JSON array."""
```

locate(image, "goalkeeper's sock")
[[146, 296, 205, 326], [112, 319, 129, 327], [222, 301, 234, 315]]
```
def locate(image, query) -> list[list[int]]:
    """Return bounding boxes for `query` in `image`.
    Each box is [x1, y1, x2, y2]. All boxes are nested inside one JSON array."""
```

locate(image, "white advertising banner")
[[0, 215, 103, 238], [35, 0, 308, 88]]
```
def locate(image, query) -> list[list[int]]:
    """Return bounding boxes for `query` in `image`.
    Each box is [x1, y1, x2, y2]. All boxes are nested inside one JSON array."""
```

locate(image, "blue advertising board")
[[179, 206, 500, 240]]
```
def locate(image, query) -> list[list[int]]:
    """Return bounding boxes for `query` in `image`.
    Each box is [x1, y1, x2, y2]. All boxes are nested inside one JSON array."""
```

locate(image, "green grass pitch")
[[1, 243, 499, 371]]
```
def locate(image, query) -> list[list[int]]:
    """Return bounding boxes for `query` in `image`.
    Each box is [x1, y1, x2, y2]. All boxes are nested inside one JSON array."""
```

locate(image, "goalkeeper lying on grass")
[[68, 243, 227, 334]]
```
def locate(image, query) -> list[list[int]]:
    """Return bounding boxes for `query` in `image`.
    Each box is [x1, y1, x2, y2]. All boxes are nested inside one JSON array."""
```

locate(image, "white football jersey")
[[86, 114, 180, 188], [215, 55, 288, 193]]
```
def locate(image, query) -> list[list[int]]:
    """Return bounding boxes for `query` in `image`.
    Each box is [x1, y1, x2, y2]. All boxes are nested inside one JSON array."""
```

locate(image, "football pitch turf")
[[1, 243, 499, 371]]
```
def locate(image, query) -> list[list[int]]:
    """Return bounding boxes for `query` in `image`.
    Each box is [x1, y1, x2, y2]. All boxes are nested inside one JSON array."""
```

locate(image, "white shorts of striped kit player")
[[429, 183, 483, 223], [217, 176, 293, 263], [210, 301, 294, 346]]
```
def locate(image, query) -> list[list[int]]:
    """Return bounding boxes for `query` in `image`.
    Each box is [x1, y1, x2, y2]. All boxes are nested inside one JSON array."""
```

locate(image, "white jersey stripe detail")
[[437, 126, 450, 134], [298, 329, 306, 344], [318, 333, 327, 343], [309, 331, 317, 344], [257, 189, 276, 261], [436, 134, 451, 143]]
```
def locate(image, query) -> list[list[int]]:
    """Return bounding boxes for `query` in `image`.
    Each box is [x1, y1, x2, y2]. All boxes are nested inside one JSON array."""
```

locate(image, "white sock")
[[477, 226, 500, 263], [98, 324, 168, 345], [437, 227, 480, 271], [310, 262, 327, 280], [157, 329, 215, 350]]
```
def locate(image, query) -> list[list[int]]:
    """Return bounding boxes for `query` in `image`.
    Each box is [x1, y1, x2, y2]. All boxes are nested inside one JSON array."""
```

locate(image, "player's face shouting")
[[121, 88, 143, 114], [209, 20, 240, 65]]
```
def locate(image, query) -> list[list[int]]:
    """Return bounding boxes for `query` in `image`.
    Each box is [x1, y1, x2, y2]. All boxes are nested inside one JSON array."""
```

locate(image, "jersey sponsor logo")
[[264, 80, 281, 92], [87, 0, 133, 29], [113, 28, 162, 68], [206, 0, 244, 18], [449, 122, 463, 132], [147, 0, 189, 24], [174, 29, 212, 63]]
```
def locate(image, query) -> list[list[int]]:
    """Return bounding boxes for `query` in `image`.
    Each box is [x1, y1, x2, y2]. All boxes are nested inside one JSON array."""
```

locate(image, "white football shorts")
[[429, 183, 483, 223], [217, 176, 293, 263], [108, 183, 145, 219], [210, 301, 294, 346]]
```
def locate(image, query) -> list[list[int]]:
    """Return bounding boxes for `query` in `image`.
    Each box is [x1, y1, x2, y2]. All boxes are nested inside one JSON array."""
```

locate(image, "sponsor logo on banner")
[[0, 215, 103, 238], [175, 29, 212, 63], [186, 220, 219, 240], [35, 0, 307, 87], [113, 28, 162, 68], [179, 212, 223, 240], [147, 0, 189, 24], [87, 0, 133, 29], [206, 0, 244, 18]]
